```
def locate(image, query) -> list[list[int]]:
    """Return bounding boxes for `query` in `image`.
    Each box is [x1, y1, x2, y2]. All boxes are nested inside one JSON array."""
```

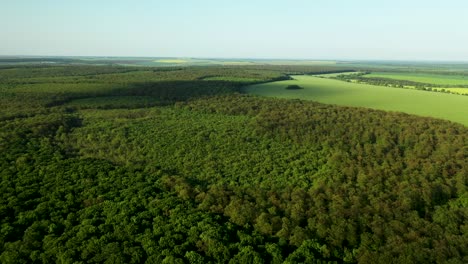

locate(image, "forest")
[[0, 64, 467, 263]]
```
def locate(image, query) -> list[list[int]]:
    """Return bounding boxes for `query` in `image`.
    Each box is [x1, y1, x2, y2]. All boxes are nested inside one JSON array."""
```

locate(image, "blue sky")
[[2, 0, 468, 60]]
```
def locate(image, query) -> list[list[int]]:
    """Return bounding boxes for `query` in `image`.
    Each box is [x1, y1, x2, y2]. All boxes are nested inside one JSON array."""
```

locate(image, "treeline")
[[332, 72, 468, 95], [335, 72, 436, 88]]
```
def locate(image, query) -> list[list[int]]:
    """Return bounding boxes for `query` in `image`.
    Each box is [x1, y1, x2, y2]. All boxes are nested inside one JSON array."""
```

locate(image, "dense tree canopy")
[[0, 65, 467, 263]]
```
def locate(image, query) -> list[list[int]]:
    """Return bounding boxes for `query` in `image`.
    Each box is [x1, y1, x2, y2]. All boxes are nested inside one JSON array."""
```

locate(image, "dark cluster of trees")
[[285, 85, 303, 90], [1, 65, 467, 263]]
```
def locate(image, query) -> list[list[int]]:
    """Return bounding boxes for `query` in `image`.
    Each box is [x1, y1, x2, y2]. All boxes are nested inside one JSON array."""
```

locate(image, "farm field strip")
[[363, 72, 468, 86], [314, 71, 361, 78], [245, 75, 468, 126]]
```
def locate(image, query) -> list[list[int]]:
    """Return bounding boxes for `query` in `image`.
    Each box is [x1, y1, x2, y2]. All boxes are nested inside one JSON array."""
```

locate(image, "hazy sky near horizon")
[[2, 0, 468, 60]]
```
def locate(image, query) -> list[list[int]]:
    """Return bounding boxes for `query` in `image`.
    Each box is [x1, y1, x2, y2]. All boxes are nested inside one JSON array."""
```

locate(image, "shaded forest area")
[[0, 65, 467, 263]]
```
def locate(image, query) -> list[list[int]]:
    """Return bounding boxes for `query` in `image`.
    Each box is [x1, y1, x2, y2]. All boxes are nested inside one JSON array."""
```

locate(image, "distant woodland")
[[0, 65, 466, 263]]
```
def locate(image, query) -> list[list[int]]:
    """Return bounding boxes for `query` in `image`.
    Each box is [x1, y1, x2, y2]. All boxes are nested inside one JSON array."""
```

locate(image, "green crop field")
[[435, 87, 468, 95], [245, 75, 468, 126], [364, 72, 468, 86], [315, 71, 361, 78]]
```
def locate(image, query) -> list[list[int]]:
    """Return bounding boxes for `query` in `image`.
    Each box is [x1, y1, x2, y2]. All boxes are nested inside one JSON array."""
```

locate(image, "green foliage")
[[1, 65, 467, 263]]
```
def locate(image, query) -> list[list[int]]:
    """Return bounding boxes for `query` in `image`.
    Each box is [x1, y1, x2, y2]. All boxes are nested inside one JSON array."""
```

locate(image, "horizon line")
[[1, 55, 468, 63]]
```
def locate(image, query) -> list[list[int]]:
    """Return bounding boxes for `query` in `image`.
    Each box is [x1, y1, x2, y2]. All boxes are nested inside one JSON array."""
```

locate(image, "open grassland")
[[364, 72, 468, 86], [315, 71, 360, 78], [245, 75, 468, 126]]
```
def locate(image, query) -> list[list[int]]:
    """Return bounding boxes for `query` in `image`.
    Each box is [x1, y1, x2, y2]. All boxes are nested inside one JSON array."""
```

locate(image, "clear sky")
[[2, 0, 468, 61]]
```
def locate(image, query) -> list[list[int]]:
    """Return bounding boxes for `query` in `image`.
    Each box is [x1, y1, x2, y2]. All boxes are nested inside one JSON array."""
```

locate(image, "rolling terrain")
[[0, 63, 467, 263], [245, 75, 468, 126]]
